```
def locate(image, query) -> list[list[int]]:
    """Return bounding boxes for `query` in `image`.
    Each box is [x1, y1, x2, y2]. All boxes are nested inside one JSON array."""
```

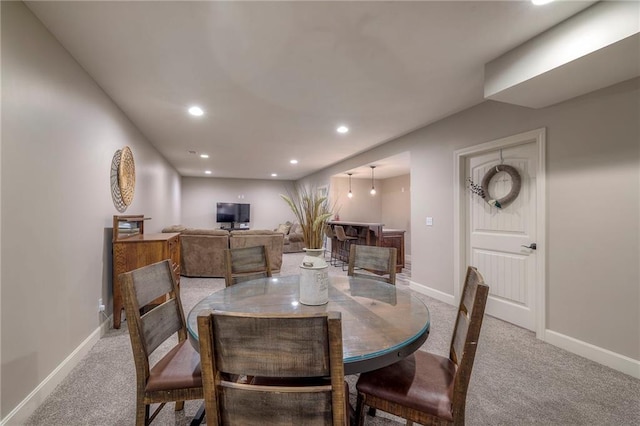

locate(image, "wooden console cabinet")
[[380, 229, 405, 273], [112, 215, 181, 329]]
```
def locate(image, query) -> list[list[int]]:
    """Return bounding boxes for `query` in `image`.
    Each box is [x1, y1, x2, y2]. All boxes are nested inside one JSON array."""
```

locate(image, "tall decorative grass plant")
[[280, 186, 334, 249]]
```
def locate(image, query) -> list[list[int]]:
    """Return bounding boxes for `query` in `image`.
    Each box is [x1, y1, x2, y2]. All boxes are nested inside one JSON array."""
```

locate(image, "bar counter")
[[327, 221, 405, 272]]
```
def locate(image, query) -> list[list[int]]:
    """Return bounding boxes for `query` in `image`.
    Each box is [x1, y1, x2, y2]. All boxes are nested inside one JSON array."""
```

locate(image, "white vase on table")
[[299, 253, 329, 305], [303, 247, 325, 257]]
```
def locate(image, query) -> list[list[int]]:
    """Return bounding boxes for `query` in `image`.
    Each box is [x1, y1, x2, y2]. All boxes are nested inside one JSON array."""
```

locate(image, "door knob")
[[521, 243, 537, 250]]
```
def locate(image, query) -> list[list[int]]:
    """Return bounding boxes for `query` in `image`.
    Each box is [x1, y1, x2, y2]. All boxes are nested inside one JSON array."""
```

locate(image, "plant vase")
[[299, 255, 329, 305], [303, 247, 325, 258]]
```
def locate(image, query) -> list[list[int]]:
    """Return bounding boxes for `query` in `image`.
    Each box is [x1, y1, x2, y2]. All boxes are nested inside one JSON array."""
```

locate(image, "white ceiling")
[[26, 0, 597, 181]]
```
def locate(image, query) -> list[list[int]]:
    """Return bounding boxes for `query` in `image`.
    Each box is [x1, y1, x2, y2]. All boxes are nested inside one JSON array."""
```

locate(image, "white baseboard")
[[409, 280, 455, 305], [544, 329, 640, 379], [1, 316, 112, 426], [407, 281, 639, 380]]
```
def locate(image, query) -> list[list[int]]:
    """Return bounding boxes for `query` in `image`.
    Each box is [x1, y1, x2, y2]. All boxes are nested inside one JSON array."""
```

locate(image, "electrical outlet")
[[98, 298, 106, 312]]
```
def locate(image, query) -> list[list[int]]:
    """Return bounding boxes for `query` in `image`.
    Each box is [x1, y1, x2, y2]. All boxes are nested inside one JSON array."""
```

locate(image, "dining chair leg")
[[355, 393, 366, 426], [135, 398, 148, 426], [175, 400, 185, 411]]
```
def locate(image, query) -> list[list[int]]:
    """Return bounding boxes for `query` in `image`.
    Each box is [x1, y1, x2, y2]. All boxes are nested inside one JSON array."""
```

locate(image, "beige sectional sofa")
[[162, 226, 284, 277], [275, 221, 305, 253]]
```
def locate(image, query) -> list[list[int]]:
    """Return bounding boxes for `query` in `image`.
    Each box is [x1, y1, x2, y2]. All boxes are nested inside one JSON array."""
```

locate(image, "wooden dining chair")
[[197, 310, 349, 425], [347, 244, 397, 285], [223, 245, 272, 287], [120, 260, 203, 426], [354, 266, 489, 426]]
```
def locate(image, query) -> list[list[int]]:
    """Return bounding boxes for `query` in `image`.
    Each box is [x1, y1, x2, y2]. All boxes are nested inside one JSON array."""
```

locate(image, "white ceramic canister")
[[299, 255, 329, 305]]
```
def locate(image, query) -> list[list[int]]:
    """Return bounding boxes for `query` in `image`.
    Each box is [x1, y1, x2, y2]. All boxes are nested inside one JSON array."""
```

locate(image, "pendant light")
[[370, 166, 376, 195], [347, 173, 353, 198]]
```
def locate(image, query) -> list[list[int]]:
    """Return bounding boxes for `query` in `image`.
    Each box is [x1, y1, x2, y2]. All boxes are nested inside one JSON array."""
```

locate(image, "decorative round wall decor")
[[110, 149, 127, 212], [118, 146, 136, 206], [480, 164, 521, 209], [110, 146, 136, 212]]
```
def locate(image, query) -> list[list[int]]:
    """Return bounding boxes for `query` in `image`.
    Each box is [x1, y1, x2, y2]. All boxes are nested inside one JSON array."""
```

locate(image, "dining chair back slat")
[[219, 385, 334, 424], [141, 298, 183, 354], [451, 266, 486, 383], [451, 308, 470, 367], [130, 263, 174, 308], [224, 245, 272, 287], [347, 245, 397, 285]]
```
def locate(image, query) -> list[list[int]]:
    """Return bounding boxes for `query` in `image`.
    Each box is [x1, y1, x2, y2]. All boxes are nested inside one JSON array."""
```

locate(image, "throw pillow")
[[276, 223, 292, 235]]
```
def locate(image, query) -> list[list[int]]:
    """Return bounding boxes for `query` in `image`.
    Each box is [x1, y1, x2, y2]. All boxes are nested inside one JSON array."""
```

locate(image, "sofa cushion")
[[275, 222, 292, 235], [287, 233, 304, 243], [180, 232, 229, 277], [282, 222, 305, 253], [183, 228, 229, 236], [231, 230, 280, 236], [162, 224, 187, 233], [290, 222, 303, 235]]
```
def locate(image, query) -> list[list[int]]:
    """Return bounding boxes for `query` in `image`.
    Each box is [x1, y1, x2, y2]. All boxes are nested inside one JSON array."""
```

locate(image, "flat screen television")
[[216, 202, 250, 224]]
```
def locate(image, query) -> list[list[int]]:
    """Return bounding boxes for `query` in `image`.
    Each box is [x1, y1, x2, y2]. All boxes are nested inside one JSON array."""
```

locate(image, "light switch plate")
[[426, 217, 433, 226]]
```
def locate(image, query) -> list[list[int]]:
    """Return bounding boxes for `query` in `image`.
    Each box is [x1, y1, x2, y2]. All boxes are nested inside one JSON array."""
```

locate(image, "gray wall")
[[330, 176, 382, 223], [380, 175, 411, 256], [304, 78, 640, 360], [1, 2, 181, 417], [181, 177, 296, 230]]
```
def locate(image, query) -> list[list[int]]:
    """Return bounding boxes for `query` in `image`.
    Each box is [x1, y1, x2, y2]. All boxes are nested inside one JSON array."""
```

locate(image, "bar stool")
[[334, 225, 357, 270], [323, 225, 338, 266]]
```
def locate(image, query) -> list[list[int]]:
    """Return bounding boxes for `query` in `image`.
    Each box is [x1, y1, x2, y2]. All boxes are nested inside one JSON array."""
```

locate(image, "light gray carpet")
[[26, 252, 640, 425]]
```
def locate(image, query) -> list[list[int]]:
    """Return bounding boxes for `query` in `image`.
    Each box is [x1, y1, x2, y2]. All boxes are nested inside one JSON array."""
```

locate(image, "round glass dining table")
[[186, 274, 430, 375]]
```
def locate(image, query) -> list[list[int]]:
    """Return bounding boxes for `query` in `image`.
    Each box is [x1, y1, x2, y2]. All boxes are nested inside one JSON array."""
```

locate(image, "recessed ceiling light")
[[531, 0, 554, 5], [204, 170, 212, 175], [188, 106, 204, 116], [337, 125, 349, 134], [271, 173, 278, 177], [290, 159, 298, 164], [200, 154, 209, 159]]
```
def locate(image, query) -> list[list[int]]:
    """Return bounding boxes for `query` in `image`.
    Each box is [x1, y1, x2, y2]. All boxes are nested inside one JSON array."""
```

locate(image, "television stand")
[[219, 223, 250, 231]]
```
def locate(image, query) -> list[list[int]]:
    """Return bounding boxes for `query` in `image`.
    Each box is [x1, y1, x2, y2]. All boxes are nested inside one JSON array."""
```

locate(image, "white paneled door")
[[466, 142, 538, 331]]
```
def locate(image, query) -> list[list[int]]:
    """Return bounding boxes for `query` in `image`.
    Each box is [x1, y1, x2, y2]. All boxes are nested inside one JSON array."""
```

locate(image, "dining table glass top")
[[186, 274, 430, 374]]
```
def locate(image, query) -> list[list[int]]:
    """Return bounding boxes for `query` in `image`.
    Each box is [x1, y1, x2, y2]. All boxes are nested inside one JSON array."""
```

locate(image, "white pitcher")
[[299, 255, 329, 305]]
